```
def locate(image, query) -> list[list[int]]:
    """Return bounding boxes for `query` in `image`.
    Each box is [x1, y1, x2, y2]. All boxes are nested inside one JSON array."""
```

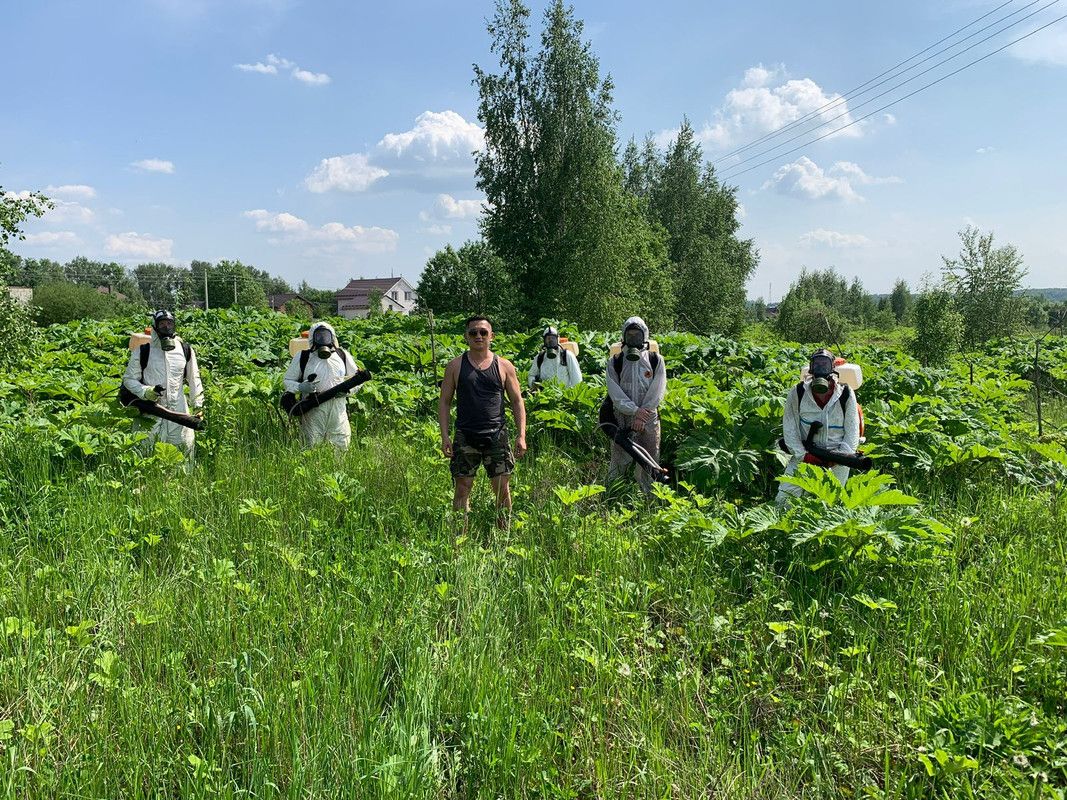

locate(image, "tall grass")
[[0, 409, 1064, 798]]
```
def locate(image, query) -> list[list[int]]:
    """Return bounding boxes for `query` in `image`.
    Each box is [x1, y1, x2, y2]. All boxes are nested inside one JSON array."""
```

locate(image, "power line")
[[713, 0, 1026, 163], [717, 0, 1061, 177], [718, 10, 1067, 183]]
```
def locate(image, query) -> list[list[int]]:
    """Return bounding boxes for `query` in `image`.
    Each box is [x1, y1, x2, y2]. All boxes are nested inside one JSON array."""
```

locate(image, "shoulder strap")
[[139, 343, 150, 381], [561, 349, 568, 366], [650, 352, 659, 372], [612, 353, 623, 378], [795, 382, 805, 407], [298, 349, 311, 381], [182, 341, 192, 362], [840, 384, 851, 410], [536, 351, 545, 370]]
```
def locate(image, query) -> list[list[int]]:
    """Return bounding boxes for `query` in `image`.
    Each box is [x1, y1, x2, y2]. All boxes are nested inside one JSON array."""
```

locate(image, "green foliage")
[[474, 0, 674, 330], [416, 240, 519, 326], [628, 121, 757, 336], [190, 259, 271, 309], [910, 285, 963, 366], [0, 309, 1066, 798], [0, 291, 39, 370], [32, 281, 128, 327], [889, 278, 913, 322], [775, 268, 861, 344], [943, 226, 1028, 348], [0, 184, 52, 248]]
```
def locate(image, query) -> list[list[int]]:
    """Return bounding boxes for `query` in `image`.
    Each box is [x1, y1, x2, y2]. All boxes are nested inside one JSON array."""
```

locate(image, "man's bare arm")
[[438, 359, 458, 454], [502, 358, 527, 456]]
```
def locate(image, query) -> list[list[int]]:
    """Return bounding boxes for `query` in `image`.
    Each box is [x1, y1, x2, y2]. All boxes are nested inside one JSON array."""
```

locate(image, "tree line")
[[770, 226, 1063, 366]]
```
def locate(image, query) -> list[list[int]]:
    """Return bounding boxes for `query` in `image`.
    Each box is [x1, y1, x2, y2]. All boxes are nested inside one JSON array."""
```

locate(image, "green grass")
[[1, 413, 1065, 798]]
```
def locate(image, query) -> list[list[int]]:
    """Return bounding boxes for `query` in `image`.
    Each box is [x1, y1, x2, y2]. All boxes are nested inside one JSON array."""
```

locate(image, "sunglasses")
[[467, 328, 490, 337]]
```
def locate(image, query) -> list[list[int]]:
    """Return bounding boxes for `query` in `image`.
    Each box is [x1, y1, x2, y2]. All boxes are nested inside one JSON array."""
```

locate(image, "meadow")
[[0, 309, 1065, 798]]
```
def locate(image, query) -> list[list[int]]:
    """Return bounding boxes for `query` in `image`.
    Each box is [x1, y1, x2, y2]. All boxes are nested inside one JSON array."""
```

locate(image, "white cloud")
[[434, 193, 482, 219], [131, 158, 175, 174], [236, 61, 277, 75], [305, 110, 484, 194], [244, 209, 398, 253], [243, 209, 309, 232], [377, 110, 484, 161], [47, 199, 95, 224], [267, 53, 295, 70], [4, 190, 95, 224], [829, 160, 903, 186], [292, 68, 330, 86], [305, 153, 389, 193], [678, 65, 861, 153], [422, 223, 452, 235], [740, 63, 786, 88], [23, 231, 81, 247], [762, 156, 901, 202], [882, 113, 897, 125], [976, 146, 996, 154], [1008, 24, 1067, 66], [799, 228, 874, 248], [44, 184, 96, 199], [235, 53, 330, 85], [105, 232, 173, 259]]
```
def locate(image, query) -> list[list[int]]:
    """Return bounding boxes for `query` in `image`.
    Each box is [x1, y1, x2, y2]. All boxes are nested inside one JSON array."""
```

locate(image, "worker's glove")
[[142, 387, 159, 402], [297, 380, 318, 394]]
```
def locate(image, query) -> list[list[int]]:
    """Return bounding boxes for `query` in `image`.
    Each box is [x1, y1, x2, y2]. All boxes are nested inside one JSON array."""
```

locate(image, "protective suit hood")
[[308, 321, 338, 348], [621, 316, 649, 342]]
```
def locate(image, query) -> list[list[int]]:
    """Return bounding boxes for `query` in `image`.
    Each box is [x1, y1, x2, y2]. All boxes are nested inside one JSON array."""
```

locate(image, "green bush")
[[776, 300, 850, 345], [0, 290, 39, 369], [910, 287, 963, 367], [32, 281, 121, 327]]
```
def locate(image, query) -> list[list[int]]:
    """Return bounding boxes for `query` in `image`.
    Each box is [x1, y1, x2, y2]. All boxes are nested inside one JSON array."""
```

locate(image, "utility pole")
[[233, 275, 238, 306], [203, 270, 210, 310]]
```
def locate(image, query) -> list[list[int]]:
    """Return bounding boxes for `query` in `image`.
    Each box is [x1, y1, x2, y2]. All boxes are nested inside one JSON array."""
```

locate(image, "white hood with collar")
[[606, 316, 666, 417]]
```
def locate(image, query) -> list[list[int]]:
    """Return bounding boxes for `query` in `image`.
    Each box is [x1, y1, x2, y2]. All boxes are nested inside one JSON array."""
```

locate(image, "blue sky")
[[3, 0, 1066, 296]]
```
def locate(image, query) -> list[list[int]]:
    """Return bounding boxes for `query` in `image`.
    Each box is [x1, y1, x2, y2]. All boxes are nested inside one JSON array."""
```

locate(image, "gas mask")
[[809, 349, 835, 394], [311, 327, 335, 359], [543, 327, 560, 359], [153, 311, 176, 352], [623, 326, 645, 361]]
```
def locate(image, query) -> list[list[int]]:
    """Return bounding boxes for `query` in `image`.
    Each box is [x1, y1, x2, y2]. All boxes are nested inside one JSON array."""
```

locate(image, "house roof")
[[269, 292, 313, 307], [337, 277, 404, 296]]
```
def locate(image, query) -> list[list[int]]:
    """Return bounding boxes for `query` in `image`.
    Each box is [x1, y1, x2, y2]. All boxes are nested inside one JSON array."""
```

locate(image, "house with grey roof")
[[336, 277, 417, 319]]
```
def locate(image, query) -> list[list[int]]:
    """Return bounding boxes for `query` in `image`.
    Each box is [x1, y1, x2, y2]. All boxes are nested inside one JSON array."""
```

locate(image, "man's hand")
[[142, 387, 159, 402], [441, 435, 453, 458], [632, 407, 652, 432], [514, 435, 527, 458], [297, 380, 318, 394]]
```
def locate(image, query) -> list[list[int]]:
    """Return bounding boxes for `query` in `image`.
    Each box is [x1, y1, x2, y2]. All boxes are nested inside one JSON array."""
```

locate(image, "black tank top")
[[456, 353, 505, 435]]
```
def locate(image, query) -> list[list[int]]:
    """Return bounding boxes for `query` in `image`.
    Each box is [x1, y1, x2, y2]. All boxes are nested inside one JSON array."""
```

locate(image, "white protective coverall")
[[122, 331, 204, 460], [776, 379, 861, 504], [605, 316, 667, 493], [283, 321, 361, 449], [528, 348, 583, 388]]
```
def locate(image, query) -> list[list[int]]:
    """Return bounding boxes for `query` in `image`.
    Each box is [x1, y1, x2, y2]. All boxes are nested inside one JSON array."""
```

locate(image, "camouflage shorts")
[[450, 427, 514, 479]]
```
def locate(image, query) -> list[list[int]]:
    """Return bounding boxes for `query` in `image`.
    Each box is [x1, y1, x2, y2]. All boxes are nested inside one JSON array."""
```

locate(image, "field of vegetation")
[[1, 309, 1066, 798]]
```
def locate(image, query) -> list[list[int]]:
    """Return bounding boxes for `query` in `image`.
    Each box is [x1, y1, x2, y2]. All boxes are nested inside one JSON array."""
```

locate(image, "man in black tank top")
[[438, 315, 527, 529]]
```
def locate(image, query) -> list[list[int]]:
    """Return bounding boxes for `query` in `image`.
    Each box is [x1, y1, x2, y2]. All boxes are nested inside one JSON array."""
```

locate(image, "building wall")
[[5, 287, 32, 306]]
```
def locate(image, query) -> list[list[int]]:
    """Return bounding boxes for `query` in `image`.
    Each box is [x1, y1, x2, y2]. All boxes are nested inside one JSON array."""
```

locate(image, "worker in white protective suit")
[[606, 316, 667, 494], [776, 348, 861, 505], [282, 321, 362, 449], [528, 326, 582, 388], [122, 309, 204, 466]]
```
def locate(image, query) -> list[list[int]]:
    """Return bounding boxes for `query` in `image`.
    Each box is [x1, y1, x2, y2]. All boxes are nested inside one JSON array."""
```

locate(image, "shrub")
[[0, 290, 39, 369], [32, 281, 119, 327]]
